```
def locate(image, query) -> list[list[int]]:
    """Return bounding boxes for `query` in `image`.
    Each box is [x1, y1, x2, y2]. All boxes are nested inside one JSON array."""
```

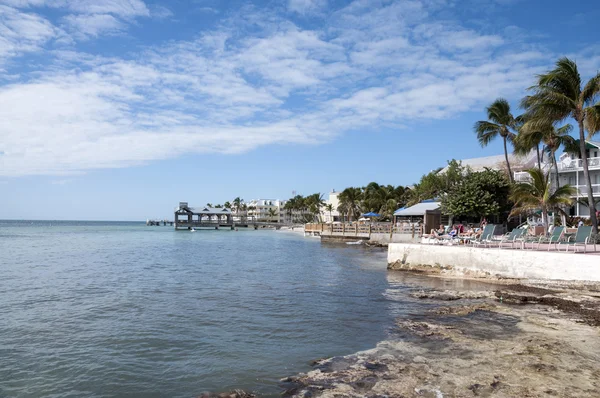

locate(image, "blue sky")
[[1, 0, 599, 220]]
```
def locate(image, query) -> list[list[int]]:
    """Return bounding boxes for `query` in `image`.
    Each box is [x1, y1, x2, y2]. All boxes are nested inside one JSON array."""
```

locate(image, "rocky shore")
[[278, 279, 600, 397]]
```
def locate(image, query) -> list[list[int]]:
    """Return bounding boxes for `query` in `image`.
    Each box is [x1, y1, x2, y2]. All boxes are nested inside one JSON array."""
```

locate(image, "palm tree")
[[510, 168, 576, 234], [517, 123, 576, 189], [267, 208, 278, 222], [338, 187, 363, 221], [474, 98, 519, 182], [223, 201, 232, 209], [521, 57, 600, 233], [324, 203, 334, 222]]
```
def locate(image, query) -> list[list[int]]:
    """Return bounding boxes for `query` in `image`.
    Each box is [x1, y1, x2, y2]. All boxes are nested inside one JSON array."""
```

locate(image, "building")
[[441, 151, 539, 173], [246, 199, 286, 223], [552, 140, 600, 217], [320, 190, 341, 223], [451, 140, 600, 218]]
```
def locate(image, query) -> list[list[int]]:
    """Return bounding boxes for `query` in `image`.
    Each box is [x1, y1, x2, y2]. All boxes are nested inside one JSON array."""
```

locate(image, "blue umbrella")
[[362, 212, 381, 218]]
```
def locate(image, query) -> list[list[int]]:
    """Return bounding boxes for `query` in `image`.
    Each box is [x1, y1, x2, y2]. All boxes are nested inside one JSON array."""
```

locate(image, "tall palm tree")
[[517, 123, 576, 189], [474, 98, 519, 183], [510, 168, 576, 234], [521, 57, 600, 233], [324, 203, 334, 222], [338, 187, 363, 221]]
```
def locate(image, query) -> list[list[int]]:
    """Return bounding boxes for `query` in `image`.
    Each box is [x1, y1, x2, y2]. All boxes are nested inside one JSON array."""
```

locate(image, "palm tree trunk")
[[552, 150, 560, 189], [552, 150, 567, 227], [578, 122, 599, 233], [503, 137, 514, 183], [536, 145, 542, 172], [542, 208, 549, 236]]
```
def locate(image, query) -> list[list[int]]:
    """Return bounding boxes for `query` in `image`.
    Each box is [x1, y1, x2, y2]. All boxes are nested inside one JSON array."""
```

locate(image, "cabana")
[[393, 200, 442, 234]]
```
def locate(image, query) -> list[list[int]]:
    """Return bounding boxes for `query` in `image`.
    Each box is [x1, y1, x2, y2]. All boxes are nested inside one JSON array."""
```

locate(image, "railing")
[[573, 184, 600, 195], [557, 157, 600, 171], [514, 172, 532, 182], [305, 223, 423, 237]]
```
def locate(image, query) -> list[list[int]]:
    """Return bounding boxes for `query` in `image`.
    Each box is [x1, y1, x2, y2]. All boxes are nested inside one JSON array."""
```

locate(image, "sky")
[[0, 0, 599, 220]]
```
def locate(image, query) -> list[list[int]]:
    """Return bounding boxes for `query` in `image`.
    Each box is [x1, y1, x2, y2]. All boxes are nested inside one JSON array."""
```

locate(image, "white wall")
[[388, 243, 600, 281]]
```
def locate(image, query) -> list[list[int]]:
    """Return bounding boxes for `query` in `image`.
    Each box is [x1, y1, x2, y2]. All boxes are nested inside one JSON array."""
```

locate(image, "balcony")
[[557, 157, 600, 172], [573, 184, 600, 196]]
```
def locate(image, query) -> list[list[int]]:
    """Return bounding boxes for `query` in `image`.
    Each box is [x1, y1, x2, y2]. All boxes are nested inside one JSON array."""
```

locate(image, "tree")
[[324, 203, 334, 222], [267, 208, 278, 222], [521, 57, 600, 233], [510, 168, 576, 234], [223, 201, 232, 209], [474, 98, 519, 183], [408, 160, 465, 205], [440, 168, 511, 220], [337, 187, 363, 221]]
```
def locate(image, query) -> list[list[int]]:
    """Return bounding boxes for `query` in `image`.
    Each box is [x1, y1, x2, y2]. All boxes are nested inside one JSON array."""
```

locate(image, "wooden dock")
[[304, 223, 423, 239]]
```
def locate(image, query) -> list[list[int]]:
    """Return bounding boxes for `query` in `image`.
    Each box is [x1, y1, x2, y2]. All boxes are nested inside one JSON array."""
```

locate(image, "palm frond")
[[474, 121, 500, 147], [582, 73, 600, 105], [585, 104, 600, 137], [486, 98, 513, 125]]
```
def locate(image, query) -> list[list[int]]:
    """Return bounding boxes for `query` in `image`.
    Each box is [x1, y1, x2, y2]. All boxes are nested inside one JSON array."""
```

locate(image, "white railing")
[[514, 171, 532, 182], [557, 157, 600, 171], [573, 184, 600, 196]]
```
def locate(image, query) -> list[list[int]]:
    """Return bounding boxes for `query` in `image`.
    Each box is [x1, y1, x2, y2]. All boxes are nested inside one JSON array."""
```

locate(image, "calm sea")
[[0, 220, 493, 397]]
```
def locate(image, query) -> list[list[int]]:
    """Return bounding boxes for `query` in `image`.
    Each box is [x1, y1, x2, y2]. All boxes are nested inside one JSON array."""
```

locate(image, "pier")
[[304, 222, 424, 244], [175, 202, 234, 230], [173, 202, 287, 230], [146, 219, 174, 226]]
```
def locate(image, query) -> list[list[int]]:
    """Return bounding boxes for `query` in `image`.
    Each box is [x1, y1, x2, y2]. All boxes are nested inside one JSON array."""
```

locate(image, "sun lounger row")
[[422, 224, 597, 253]]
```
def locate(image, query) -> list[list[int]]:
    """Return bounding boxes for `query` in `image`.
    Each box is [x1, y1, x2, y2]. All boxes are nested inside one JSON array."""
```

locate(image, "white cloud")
[[0, 0, 149, 17], [0, 5, 57, 62], [62, 13, 125, 38], [288, 0, 327, 15], [0, 0, 599, 177]]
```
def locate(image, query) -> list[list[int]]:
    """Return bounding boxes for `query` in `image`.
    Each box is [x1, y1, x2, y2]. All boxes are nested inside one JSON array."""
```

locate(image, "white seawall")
[[387, 243, 600, 282]]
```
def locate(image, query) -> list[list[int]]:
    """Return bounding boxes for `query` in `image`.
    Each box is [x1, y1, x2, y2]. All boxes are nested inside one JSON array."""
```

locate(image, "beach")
[[280, 276, 600, 397]]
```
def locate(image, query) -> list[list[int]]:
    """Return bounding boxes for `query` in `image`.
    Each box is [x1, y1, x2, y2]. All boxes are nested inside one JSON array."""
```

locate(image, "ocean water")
[[0, 221, 495, 397]]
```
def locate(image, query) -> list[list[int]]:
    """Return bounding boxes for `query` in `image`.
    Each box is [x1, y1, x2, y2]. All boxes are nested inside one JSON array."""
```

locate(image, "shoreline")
[[202, 273, 600, 397], [278, 276, 600, 397]]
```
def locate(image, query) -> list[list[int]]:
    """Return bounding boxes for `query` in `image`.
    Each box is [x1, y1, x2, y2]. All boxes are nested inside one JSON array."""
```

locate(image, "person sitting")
[[427, 224, 446, 238], [448, 224, 458, 238]]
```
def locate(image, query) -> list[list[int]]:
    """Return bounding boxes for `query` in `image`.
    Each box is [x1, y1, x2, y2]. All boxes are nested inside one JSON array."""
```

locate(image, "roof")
[[571, 139, 600, 150], [441, 151, 539, 173], [175, 205, 232, 214], [394, 201, 440, 216]]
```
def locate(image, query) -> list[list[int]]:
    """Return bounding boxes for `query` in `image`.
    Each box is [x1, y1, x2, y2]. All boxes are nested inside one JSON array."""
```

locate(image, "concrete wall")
[[388, 243, 600, 282], [369, 233, 420, 245]]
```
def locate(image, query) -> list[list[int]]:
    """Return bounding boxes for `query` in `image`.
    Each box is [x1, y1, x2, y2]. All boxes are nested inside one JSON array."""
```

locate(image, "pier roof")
[[175, 204, 232, 215]]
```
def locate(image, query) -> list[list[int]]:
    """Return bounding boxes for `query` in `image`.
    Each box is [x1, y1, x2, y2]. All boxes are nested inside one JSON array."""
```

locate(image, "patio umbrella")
[[362, 212, 381, 218]]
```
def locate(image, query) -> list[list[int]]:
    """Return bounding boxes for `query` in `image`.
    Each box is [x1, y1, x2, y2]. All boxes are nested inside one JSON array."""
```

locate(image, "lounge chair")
[[557, 226, 595, 253], [471, 224, 496, 247], [535, 226, 565, 251], [497, 227, 525, 249]]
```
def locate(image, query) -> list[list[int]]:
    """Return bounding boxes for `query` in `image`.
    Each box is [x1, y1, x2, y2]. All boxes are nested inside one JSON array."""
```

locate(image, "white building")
[[246, 199, 286, 223], [320, 190, 341, 223], [451, 141, 600, 218], [551, 140, 600, 217]]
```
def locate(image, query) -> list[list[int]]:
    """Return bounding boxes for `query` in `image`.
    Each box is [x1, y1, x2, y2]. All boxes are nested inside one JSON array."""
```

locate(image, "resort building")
[[451, 140, 600, 218], [320, 190, 341, 223], [246, 199, 287, 223], [550, 140, 600, 217]]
